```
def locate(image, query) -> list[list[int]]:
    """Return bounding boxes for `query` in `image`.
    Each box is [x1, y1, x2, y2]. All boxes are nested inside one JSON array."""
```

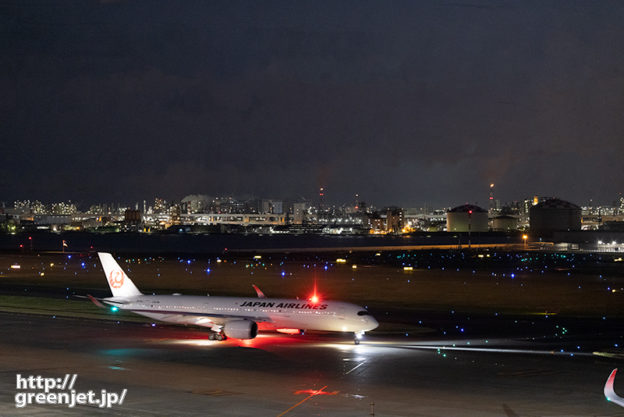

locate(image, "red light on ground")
[[468, 210, 473, 214], [19, 244, 23, 248], [294, 387, 337, 396], [28, 236, 32, 240], [239, 339, 255, 347], [276, 328, 301, 335]]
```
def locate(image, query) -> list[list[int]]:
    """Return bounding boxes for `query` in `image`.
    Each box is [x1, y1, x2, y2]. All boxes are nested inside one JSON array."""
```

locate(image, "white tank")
[[446, 204, 488, 232], [491, 215, 519, 232]]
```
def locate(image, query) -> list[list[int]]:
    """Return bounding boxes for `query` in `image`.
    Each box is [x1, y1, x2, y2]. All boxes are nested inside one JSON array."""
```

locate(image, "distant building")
[[260, 199, 283, 215], [446, 204, 488, 232], [50, 201, 77, 215], [181, 194, 210, 214], [385, 207, 404, 233], [153, 197, 167, 213], [292, 202, 307, 225], [530, 198, 581, 236], [124, 209, 142, 224], [34, 215, 72, 226], [368, 212, 384, 232], [600, 221, 624, 232]]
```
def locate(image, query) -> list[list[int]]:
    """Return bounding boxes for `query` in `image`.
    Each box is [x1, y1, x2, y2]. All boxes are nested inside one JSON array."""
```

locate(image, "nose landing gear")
[[354, 331, 364, 345]]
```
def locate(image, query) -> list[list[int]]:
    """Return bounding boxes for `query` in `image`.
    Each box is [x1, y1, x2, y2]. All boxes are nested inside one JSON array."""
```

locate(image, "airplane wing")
[[127, 309, 272, 329], [604, 369, 624, 407]]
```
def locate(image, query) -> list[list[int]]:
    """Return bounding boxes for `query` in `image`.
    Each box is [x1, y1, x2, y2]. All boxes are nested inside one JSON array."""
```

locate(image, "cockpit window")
[[357, 310, 369, 316]]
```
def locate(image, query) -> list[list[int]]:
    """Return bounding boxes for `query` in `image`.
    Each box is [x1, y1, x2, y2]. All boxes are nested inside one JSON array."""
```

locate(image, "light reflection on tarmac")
[[0, 312, 621, 416]]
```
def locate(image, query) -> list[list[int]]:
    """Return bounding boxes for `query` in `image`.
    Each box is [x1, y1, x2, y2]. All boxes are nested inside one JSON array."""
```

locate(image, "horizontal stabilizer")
[[87, 294, 105, 308]]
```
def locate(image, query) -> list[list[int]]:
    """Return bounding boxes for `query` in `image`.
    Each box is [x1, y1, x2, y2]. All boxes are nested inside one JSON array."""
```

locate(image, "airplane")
[[605, 368, 624, 407], [91, 252, 378, 344]]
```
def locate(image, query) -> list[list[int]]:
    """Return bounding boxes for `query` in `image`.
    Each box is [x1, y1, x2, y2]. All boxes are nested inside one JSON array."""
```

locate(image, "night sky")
[[3, 1, 624, 208]]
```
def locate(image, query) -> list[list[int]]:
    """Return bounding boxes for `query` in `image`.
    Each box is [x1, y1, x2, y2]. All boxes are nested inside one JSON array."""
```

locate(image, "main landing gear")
[[208, 331, 227, 341]]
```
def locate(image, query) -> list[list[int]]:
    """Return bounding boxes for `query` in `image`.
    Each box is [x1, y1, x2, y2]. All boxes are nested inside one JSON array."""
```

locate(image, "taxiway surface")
[[0, 312, 622, 416]]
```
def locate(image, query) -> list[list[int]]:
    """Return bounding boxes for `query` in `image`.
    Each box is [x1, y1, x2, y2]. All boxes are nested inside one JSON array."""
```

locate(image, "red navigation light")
[[19, 244, 23, 248], [309, 278, 321, 303], [28, 236, 32, 240]]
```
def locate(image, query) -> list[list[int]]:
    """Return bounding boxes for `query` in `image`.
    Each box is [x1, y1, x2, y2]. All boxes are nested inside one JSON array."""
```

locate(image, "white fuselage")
[[104, 295, 378, 333]]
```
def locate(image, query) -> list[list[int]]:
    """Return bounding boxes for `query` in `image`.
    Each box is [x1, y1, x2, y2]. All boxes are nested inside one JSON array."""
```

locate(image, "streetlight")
[[522, 234, 528, 249], [468, 210, 472, 249]]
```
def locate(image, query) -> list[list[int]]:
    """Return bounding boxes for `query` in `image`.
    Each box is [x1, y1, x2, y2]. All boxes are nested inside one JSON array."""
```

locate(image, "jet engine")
[[223, 320, 258, 339]]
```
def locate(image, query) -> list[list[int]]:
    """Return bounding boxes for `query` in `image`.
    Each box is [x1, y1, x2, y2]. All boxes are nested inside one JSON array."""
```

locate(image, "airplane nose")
[[367, 316, 379, 331]]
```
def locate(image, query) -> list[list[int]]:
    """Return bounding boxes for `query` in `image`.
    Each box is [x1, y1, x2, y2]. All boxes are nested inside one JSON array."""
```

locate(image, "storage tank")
[[446, 204, 488, 232], [491, 215, 518, 232], [530, 198, 581, 236]]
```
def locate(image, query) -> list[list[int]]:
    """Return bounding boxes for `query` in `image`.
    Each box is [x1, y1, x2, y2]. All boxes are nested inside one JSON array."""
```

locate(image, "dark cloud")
[[2, 0, 624, 208]]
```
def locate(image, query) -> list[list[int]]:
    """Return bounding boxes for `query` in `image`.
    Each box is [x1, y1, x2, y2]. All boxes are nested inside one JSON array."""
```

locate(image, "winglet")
[[605, 369, 624, 407], [252, 284, 266, 298]]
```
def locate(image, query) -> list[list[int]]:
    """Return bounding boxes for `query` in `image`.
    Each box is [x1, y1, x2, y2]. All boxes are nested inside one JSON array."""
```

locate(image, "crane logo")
[[108, 270, 125, 289]]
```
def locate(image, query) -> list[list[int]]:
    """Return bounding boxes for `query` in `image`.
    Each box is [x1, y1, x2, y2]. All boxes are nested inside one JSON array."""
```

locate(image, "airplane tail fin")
[[98, 252, 142, 298]]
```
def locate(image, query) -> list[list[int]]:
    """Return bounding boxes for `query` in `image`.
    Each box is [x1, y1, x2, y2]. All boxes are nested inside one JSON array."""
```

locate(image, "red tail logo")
[[109, 270, 125, 289]]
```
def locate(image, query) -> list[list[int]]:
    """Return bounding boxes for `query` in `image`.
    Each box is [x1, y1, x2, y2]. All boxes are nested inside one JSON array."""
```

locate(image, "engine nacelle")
[[223, 320, 258, 339]]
